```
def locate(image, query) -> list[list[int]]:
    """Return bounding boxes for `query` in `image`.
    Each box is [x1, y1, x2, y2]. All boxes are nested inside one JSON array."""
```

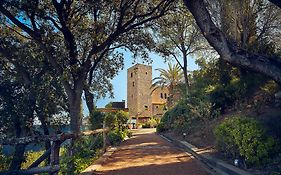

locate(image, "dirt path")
[[83, 128, 210, 175]]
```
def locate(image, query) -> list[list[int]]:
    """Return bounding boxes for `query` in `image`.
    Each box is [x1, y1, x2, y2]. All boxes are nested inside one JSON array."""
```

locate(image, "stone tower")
[[127, 64, 152, 118]]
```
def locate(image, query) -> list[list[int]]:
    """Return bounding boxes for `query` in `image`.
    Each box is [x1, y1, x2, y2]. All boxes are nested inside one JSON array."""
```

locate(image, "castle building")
[[127, 64, 168, 122]]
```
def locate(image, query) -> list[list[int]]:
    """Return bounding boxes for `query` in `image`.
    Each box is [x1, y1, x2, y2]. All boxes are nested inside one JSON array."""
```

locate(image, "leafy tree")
[[183, 0, 281, 84], [0, 0, 175, 136], [0, 24, 68, 170], [153, 2, 209, 97]]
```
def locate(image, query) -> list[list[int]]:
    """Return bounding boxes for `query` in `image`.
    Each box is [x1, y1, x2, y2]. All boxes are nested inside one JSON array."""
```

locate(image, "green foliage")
[[105, 112, 118, 130], [214, 116, 279, 166], [0, 149, 12, 171], [142, 117, 158, 128], [157, 98, 212, 134], [89, 110, 105, 130], [156, 122, 169, 133], [60, 136, 99, 174], [105, 111, 129, 132], [21, 150, 46, 169], [115, 111, 129, 131], [107, 131, 125, 146]]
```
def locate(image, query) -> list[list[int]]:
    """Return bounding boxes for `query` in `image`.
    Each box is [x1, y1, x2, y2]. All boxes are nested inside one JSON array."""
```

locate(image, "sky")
[[82, 51, 199, 116]]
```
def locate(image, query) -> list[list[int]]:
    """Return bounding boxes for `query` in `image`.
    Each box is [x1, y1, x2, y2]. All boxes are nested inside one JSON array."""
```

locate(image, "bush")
[[141, 118, 158, 128], [107, 131, 125, 146], [60, 136, 98, 174], [89, 110, 105, 130], [158, 98, 211, 134], [105, 111, 129, 132], [214, 116, 279, 167], [156, 122, 168, 133]]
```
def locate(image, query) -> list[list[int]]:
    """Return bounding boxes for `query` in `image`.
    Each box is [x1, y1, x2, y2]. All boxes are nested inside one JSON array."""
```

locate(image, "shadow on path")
[[81, 129, 210, 175]]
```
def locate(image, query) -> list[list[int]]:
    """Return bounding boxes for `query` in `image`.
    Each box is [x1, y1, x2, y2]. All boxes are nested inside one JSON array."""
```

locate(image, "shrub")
[[60, 136, 98, 174], [107, 131, 124, 146], [147, 118, 158, 128], [156, 122, 169, 133], [105, 112, 118, 130], [115, 111, 129, 131], [105, 111, 129, 132], [89, 110, 105, 130], [158, 98, 211, 134], [214, 116, 279, 166]]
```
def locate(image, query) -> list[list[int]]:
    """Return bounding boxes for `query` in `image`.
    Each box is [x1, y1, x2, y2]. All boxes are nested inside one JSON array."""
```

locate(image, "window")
[[144, 105, 148, 110], [164, 93, 167, 99], [160, 93, 163, 99], [146, 72, 148, 75], [156, 105, 159, 109], [131, 72, 133, 77], [133, 82, 135, 86]]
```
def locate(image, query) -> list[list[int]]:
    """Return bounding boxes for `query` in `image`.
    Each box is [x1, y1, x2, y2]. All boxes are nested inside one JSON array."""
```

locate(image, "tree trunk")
[[9, 144, 26, 170], [84, 87, 95, 117], [182, 52, 189, 98], [68, 91, 83, 134], [184, 0, 281, 84]]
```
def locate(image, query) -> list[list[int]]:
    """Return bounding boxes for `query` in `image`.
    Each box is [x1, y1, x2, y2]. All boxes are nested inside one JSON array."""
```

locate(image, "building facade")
[[127, 64, 168, 121]]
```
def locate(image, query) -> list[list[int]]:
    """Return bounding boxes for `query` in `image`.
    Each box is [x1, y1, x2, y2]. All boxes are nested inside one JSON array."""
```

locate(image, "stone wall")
[[127, 64, 152, 118]]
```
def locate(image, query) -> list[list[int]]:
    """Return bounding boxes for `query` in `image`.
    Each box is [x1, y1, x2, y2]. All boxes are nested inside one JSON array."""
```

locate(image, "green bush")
[[157, 98, 211, 134], [107, 131, 124, 146], [105, 111, 129, 132], [214, 116, 279, 166], [60, 136, 101, 174], [89, 110, 105, 130], [156, 122, 169, 133], [115, 111, 129, 131]]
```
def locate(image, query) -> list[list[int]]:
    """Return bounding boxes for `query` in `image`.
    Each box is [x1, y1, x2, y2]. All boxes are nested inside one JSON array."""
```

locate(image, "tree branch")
[[184, 0, 281, 84], [0, 5, 40, 39], [268, 0, 281, 9]]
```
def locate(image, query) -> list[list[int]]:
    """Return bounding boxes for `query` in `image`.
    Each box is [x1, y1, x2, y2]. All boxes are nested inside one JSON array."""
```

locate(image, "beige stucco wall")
[[151, 87, 168, 116]]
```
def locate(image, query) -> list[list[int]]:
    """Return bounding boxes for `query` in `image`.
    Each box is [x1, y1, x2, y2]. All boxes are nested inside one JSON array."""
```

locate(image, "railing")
[[0, 126, 109, 175]]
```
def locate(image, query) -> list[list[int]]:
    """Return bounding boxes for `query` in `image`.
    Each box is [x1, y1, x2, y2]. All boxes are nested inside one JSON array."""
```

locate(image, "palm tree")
[[151, 63, 183, 108]]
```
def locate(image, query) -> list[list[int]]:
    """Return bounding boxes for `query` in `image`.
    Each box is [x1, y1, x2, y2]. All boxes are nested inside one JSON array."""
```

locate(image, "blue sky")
[[82, 51, 199, 116]]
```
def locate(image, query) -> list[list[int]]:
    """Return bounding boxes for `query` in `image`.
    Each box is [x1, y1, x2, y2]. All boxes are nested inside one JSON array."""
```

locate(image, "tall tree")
[[183, 0, 281, 84], [0, 26, 67, 169], [0, 0, 175, 135], [153, 2, 209, 97]]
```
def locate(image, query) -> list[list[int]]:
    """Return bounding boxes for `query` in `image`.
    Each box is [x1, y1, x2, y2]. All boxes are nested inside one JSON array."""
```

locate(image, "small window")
[[164, 93, 167, 99], [133, 82, 135, 86], [156, 105, 159, 109], [160, 93, 163, 99], [131, 72, 133, 77], [144, 105, 148, 110], [146, 72, 148, 75]]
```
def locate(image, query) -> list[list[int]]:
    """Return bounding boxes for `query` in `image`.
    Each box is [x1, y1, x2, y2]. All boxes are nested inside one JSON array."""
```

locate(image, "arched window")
[[131, 72, 133, 77], [160, 93, 163, 99], [164, 93, 167, 99], [133, 82, 135, 86]]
